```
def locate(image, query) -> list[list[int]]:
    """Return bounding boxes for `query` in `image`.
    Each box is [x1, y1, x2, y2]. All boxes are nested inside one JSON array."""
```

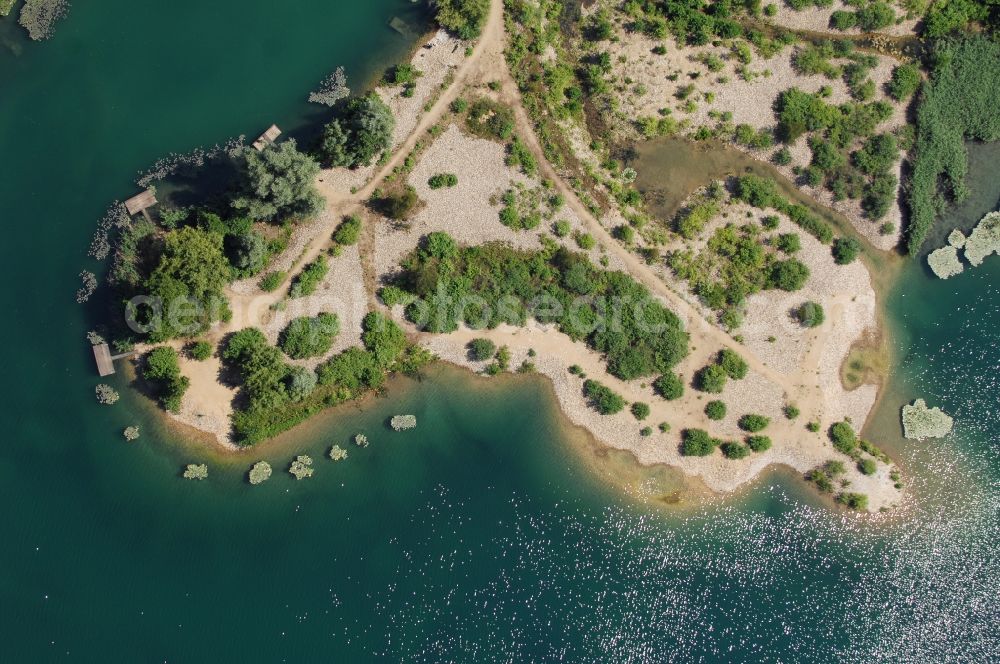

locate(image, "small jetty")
[[93, 343, 115, 376], [252, 124, 281, 151], [124, 188, 157, 217]]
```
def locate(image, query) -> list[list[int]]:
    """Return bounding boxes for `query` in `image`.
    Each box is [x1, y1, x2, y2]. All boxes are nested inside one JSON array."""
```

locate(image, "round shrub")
[[583, 379, 625, 415], [746, 435, 772, 452], [681, 428, 717, 457], [695, 364, 727, 393], [279, 313, 340, 359], [468, 337, 497, 361], [858, 458, 877, 475], [705, 400, 727, 420], [795, 301, 825, 328], [832, 237, 861, 265], [738, 414, 770, 432], [829, 420, 857, 454], [721, 442, 750, 459], [718, 349, 748, 380], [653, 372, 685, 400], [187, 340, 213, 361], [631, 402, 651, 420]]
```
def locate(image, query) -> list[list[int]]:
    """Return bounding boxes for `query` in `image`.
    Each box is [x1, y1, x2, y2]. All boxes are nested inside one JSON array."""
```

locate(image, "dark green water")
[[1, 3, 998, 661]]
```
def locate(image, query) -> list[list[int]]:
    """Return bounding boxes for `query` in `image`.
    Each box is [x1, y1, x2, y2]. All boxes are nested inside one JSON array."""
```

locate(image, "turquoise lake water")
[[1, 2, 998, 661]]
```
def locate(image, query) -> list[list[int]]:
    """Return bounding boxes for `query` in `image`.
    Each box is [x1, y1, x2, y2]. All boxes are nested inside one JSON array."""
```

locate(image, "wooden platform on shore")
[[93, 343, 115, 376], [252, 124, 281, 151], [124, 189, 157, 216]]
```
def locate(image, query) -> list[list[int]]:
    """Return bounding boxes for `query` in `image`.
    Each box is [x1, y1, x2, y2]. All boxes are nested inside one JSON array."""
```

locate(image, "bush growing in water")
[[584, 380, 626, 415], [390, 415, 417, 431], [18, 0, 68, 41], [279, 313, 340, 359], [248, 461, 272, 485], [288, 455, 314, 480], [329, 445, 348, 461], [738, 414, 770, 432], [183, 464, 209, 480], [681, 429, 717, 457], [705, 400, 727, 420], [96, 384, 119, 405]]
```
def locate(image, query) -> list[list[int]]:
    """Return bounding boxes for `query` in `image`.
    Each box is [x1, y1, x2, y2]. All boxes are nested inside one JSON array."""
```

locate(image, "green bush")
[[574, 232, 596, 250], [259, 271, 285, 292], [832, 237, 861, 265], [721, 441, 750, 459], [631, 402, 651, 420], [187, 341, 213, 361], [829, 420, 857, 454], [381, 186, 420, 220], [858, 458, 877, 475], [855, 1, 895, 31], [705, 400, 727, 420], [887, 63, 920, 102], [768, 259, 810, 291], [717, 349, 748, 380], [795, 301, 825, 328], [776, 233, 801, 254], [143, 346, 190, 413], [584, 379, 626, 415], [468, 338, 496, 361], [738, 413, 770, 432], [553, 220, 571, 237], [333, 215, 362, 245], [681, 428, 717, 457], [279, 313, 340, 359], [435, 0, 489, 39], [695, 364, 728, 393], [653, 372, 685, 400], [783, 404, 800, 419], [428, 173, 459, 189], [837, 492, 869, 510], [746, 435, 772, 452], [289, 257, 328, 298], [829, 10, 857, 30], [466, 98, 515, 141]]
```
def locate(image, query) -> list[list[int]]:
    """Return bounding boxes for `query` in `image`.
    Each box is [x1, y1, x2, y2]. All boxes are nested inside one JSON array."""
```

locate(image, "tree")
[[320, 94, 395, 168], [738, 413, 770, 432], [832, 237, 861, 265], [286, 366, 318, 401], [681, 429, 717, 456], [228, 230, 268, 276], [143, 346, 189, 413], [434, 0, 490, 40], [279, 313, 340, 359], [231, 140, 323, 222], [705, 400, 727, 420], [695, 364, 727, 393], [468, 338, 497, 361], [654, 373, 685, 400]]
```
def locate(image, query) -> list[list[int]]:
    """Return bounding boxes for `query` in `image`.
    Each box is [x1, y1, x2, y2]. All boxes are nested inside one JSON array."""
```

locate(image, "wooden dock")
[[93, 343, 115, 376], [252, 124, 281, 151], [124, 188, 157, 216]]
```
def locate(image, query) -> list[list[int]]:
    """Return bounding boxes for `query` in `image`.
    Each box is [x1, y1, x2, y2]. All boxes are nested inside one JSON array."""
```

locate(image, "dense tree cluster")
[[390, 232, 689, 381]]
